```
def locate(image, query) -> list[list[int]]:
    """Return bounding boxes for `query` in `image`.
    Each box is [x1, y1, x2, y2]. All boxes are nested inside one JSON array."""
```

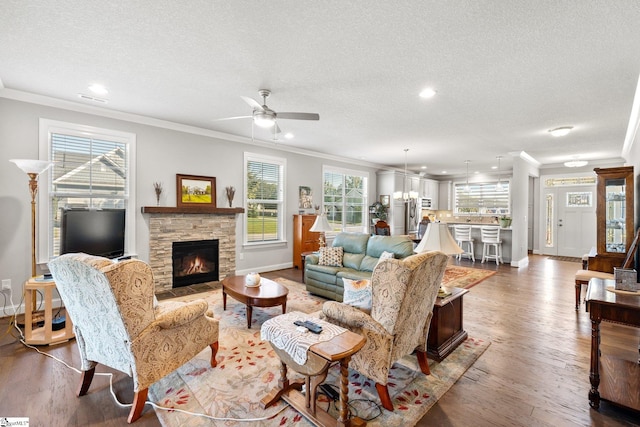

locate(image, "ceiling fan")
[[216, 89, 319, 135]]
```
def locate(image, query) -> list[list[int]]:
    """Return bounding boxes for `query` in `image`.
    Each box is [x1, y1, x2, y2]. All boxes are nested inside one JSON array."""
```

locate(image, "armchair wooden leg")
[[210, 342, 219, 368], [416, 350, 431, 375], [128, 388, 148, 423], [575, 280, 581, 310], [375, 383, 394, 411], [77, 367, 96, 397]]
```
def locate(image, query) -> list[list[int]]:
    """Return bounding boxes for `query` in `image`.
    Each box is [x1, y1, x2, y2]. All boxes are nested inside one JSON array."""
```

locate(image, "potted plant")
[[499, 215, 512, 228], [370, 202, 388, 223]]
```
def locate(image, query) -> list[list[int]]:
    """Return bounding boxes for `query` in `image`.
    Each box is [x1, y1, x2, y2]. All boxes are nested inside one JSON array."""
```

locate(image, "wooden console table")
[[427, 286, 469, 361], [261, 329, 366, 427], [24, 278, 75, 345], [585, 278, 640, 412]]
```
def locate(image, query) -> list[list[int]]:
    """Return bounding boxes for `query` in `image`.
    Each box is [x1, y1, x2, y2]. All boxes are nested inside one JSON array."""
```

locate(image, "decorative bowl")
[[245, 272, 261, 287]]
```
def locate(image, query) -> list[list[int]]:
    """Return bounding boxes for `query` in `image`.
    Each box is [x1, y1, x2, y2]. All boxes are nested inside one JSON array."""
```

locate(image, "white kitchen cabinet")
[[439, 180, 452, 211]]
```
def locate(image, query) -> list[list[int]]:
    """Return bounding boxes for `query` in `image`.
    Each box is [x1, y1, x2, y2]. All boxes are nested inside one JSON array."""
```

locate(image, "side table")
[[262, 328, 366, 427], [24, 278, 75, 345], [427, 286, 469, 361]]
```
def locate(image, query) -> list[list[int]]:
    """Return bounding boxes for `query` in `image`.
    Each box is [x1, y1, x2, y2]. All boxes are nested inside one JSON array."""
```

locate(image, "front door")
[[542, 182, 596, 257]]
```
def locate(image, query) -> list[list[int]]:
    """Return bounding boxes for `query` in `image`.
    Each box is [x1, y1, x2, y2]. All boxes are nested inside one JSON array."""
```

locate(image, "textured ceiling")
[[2, 1, 640, 176]]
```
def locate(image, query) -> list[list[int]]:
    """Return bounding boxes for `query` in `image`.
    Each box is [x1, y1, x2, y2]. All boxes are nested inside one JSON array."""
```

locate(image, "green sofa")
[[304, 232, 415, 301]]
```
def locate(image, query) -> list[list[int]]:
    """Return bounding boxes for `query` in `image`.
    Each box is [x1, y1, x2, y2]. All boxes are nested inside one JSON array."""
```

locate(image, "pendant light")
[[394, 148, 418, 201], [464, 160, 470, 192], [496, 156, 503, 191]]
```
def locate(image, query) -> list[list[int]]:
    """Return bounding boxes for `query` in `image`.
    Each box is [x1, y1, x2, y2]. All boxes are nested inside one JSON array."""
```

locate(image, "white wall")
[[0, 97, 380, 300]]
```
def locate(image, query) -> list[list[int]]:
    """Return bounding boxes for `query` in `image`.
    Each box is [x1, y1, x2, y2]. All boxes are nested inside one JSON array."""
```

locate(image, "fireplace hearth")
[[172, 239, 219, 288]]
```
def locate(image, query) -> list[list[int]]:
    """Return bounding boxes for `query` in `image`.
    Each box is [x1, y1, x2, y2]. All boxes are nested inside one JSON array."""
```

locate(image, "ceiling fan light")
[[254, 113, 275, 128], [564, 160, 588, 168]]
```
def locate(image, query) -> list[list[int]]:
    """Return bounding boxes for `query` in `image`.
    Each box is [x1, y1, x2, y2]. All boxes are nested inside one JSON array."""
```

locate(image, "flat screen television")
[[60, 208, 126, 259]]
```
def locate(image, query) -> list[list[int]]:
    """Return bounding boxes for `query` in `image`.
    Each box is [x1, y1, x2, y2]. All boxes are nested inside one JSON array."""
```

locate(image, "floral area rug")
[[148, 278, 490, 427], [442, 265, 496, 289]]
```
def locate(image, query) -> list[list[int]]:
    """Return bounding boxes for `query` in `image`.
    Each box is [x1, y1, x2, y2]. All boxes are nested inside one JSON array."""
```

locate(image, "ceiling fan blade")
[[213, 115, 252, 121], [241, 96, 265, 112], [277, 112, 319, 121]]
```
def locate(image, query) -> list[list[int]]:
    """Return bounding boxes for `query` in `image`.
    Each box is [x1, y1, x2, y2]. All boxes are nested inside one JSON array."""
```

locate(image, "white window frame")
[[322, 165, 369, 234], [38, 119, 136, 263], [243, 152, 286, 246]]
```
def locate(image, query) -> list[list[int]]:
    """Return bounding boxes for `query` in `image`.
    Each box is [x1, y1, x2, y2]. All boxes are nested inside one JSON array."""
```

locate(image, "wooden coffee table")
[[222, 275, 289, 328]]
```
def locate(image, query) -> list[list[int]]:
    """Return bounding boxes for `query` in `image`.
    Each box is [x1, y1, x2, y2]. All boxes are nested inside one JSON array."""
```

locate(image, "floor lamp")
[[10, 159, 54, 312], [414, 222, 463, 293], [309, 214, 332, 248]]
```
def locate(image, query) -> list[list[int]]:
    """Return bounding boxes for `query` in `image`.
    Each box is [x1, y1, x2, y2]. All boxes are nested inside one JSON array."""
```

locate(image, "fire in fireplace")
[[172, 239, 219, 287]]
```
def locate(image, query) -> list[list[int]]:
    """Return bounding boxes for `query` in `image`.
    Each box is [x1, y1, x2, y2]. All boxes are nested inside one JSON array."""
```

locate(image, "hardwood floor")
[[0, 255, 638, 426]]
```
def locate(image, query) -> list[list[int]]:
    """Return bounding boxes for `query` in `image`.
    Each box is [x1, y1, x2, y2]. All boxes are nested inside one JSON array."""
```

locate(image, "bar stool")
[[481, 226, 503, 265], [453, 224, 475, 262]]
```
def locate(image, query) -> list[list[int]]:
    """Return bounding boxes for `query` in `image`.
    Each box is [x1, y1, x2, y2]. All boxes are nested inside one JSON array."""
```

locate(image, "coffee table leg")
[[247, 305, 253, 328], [223, 290, 227, 310], [282, 300, 287, 314]]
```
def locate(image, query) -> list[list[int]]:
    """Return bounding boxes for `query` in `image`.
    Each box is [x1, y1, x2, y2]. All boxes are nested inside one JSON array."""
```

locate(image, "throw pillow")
[[319, 246, 344, 267], [375, 250, 395, 267], [342, 278, 372, 312]]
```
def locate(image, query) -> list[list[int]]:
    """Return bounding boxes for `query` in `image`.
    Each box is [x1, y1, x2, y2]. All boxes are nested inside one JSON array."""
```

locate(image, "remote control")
[[293, 320, 323, 334]]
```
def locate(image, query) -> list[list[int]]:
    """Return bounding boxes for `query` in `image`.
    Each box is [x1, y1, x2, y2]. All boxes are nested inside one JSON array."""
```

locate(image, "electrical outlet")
[[1, 279, 10, 291]]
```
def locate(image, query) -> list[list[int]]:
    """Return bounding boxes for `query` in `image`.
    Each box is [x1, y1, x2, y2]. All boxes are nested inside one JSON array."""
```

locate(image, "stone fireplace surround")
[[142, 206, 244, 292]]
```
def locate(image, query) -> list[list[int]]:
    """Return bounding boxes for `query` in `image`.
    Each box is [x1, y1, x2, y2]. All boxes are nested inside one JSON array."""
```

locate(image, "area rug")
[[442, 265, 496, 289], [148, 279, 489, 426]]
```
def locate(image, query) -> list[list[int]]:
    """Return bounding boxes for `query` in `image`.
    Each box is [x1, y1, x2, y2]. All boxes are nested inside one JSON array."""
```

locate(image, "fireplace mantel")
[[141, 206, 244, 214]]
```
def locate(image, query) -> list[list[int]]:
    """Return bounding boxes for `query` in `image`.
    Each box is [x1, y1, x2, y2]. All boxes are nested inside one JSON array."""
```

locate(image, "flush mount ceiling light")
[[549, 126, 573, 137], [564, 159, 588, 168], [284, 133, 294, 139], [419, 87, 437, 98], [88, 84, 109, 95]]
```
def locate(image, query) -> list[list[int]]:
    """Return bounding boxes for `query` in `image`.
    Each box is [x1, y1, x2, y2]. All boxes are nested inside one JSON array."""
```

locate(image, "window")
[[454, 181, 510, 215], [322, 166, 368, 233], [244, 153, 285, 244], [38, 119, 136, 261]]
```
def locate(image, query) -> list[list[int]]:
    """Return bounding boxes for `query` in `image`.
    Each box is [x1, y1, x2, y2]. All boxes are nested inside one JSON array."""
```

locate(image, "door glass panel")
[[605, 178, 626, 253]]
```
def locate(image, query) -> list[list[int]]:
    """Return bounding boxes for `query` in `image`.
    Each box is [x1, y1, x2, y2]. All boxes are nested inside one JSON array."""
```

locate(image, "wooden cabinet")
[[293, 214, 320, 269], [589, 166, 634, 273]]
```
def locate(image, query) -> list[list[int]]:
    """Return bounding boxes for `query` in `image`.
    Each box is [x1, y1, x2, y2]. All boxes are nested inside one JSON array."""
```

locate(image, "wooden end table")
[[427, 286, 469, 361], [24, 278, 75, 345], [585, 278, 640, 411], [222, 275, 289, 328], [261, 329, 367, 427]]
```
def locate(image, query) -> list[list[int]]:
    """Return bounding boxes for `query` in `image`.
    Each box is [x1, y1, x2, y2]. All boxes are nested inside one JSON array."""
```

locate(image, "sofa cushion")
[[366, 235, 414, 258], [332, 233, 370, 254], [319, 246, 343, 267], [342, 278, 372, 313]]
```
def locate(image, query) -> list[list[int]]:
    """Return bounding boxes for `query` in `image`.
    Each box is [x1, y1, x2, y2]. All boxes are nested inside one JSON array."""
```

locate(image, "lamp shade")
[[10, 159, 53, 175], [414, 223, 463, 255], [309, 214, 333, 233]]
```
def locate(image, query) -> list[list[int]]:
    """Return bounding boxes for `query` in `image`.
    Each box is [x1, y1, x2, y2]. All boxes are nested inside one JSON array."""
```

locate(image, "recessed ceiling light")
[[88, 84, 109, 96], [549, 126, 573, 137], [441, 170, 447, 174], [421, 166, 427, 169], [284, 133, 294, 139], [491, 166, 498, 170], [564, 160, 588, 167], [419, 88, 437, 99]]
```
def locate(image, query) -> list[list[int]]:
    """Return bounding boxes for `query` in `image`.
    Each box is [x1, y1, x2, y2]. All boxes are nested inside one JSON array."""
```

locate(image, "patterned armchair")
[[321, 251, 448, 411], [48, 253, 219, 423]]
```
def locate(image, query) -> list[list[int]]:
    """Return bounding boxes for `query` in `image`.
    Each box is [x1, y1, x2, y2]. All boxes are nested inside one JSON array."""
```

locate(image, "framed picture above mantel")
[[177, 174, 216, 208]]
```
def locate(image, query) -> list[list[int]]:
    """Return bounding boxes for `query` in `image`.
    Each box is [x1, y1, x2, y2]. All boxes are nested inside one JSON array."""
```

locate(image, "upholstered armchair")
[[48, 253, 219, 423], [321, 251, 448, 411]]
